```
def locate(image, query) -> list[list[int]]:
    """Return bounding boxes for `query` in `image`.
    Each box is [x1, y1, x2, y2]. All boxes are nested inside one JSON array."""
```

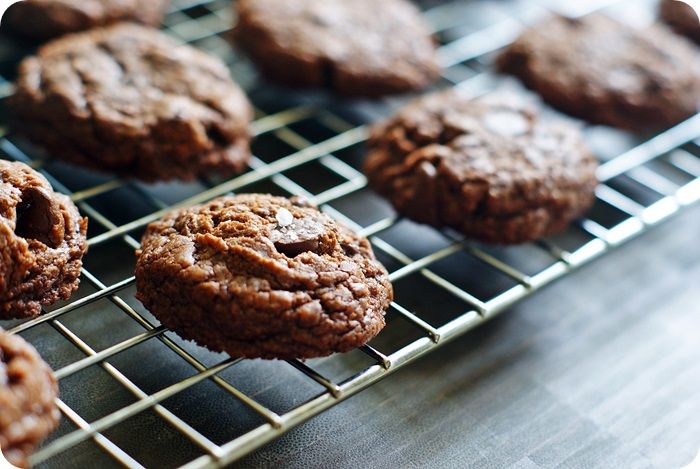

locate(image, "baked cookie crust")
[[0, 328, 60, 469], [9, 23, 252, 182], [497, 14, 700, 130], [2, 0, 169, 41], [1, 160, 87, 319], [364, 90, 598, 244], [135, 194, 393, 359], [233, 0, 440, 97]]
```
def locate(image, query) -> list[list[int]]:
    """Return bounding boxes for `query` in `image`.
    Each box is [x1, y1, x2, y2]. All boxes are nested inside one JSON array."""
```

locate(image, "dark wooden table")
[[239, 204, 700, 469]]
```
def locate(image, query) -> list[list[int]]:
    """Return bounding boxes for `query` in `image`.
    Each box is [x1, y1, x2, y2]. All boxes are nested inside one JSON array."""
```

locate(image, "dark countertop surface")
[[239, 204, 700, 469]]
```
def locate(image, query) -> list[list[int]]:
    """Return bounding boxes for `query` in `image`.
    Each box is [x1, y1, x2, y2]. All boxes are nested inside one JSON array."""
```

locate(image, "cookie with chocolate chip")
[[2, 0, 169, 41], [135, 194, 392, 359], [9, 23, 252, 182], [497, 14, 700, 130], [1, 160, 88, 319], [233, 0, 440, 97], [364, 90, 598, 244], [0, 328, 60, 468], [660, 0, 700, 43]]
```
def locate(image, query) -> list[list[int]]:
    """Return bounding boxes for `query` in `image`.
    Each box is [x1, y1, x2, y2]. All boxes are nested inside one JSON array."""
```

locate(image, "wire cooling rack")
[[1, 0, 700, 467]]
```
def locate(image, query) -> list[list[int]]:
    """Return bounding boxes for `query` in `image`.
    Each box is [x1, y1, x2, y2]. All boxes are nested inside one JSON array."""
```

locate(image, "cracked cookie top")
[[135, 194, 393, 359], [10, 23, 252, 181], [1, 160, 87, 319], [364, 89, 598, 244], [234, 0, 440, 96], [0, 328, 59, 469]]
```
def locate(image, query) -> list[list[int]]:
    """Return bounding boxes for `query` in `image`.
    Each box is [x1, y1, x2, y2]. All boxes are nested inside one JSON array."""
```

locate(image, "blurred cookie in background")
[[233, 0, 440, 97], [1, 0, 169, 41], [660, 0, 700, 43], [498, 14, 700, 130], [8, 23, 252, 182]]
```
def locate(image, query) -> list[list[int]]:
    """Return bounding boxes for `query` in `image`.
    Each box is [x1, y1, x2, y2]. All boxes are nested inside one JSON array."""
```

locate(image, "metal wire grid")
[[0, 0, 699, 467]]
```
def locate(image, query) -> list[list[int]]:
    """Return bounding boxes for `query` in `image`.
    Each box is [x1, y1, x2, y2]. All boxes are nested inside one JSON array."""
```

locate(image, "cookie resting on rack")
[[363, 89, 598, 244], [1, 160, 88, 319], [135, 194, 393, 359], [660, 0, 700, 43], [497, 14, 700, 130], [0, 328, 60, 469], [233, 0, 440, 97], [9, 23, 252, 182], [1, 0, 170, 41]]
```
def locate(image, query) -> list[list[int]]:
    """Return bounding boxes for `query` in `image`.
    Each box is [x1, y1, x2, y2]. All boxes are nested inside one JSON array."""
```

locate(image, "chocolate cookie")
[[660, 0, 700, 43], [135, 194, 392, 359], [9, 23, 252, 182], [2, 0, 169, 41], [233, 0, 440, 97], [363, 90, 598, 244], [0, 328, 60, 468], [497, 14, 700, 130], [1, 160, 88, 319]]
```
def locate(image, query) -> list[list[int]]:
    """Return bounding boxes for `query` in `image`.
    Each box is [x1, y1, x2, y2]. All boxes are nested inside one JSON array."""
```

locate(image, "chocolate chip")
[[562, 16, 582, 27], [15, 187, 65, 248], [270, 217, 328, 257], [340, 242, 360, 256]]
